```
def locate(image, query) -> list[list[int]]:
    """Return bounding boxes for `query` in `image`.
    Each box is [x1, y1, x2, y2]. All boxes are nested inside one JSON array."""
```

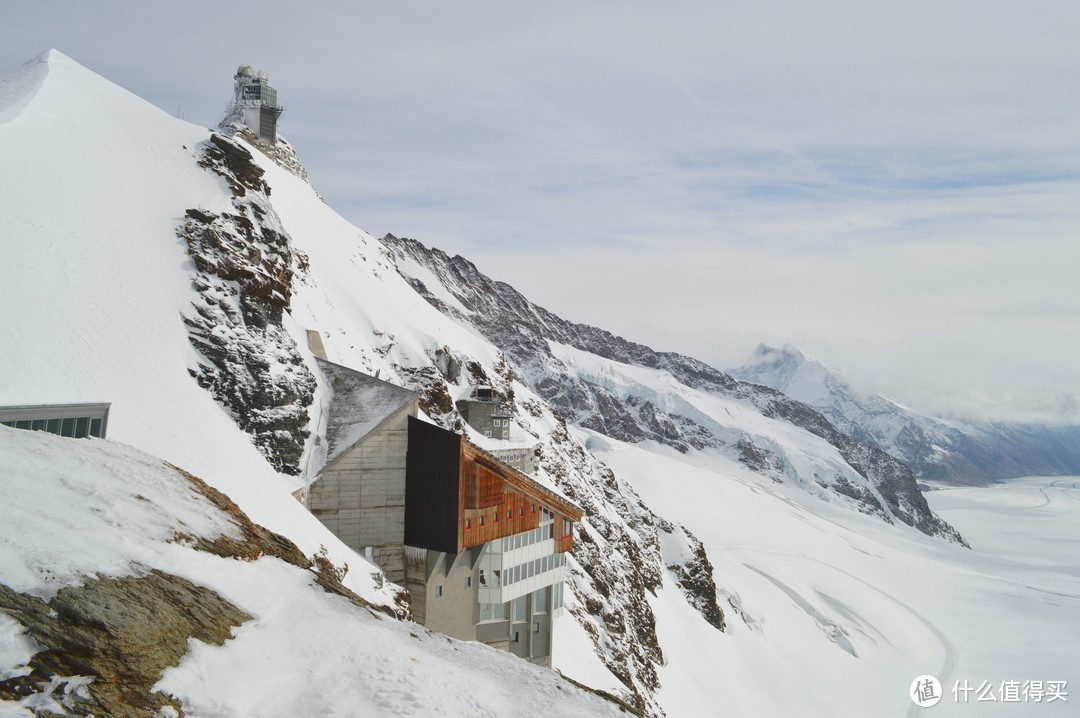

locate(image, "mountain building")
[[0, 402, 110, 439], [222, 64, 284, 145], [457, 387, 512, 440], [304, 356, 582, 667]]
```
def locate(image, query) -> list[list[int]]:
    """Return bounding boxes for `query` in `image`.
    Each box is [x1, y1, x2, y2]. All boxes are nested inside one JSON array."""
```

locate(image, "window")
[[562, 519, 573, 538], [533, 622, 541, 633], [436, 585, 443, 598], [494, 419, 501, 427], [507, 510, 512, 519], [465, 576, 472, 588], [493, 512, 498, 523], [519, 507, 524, 517], [553, 582, 564, 610], [535, 586, 549, 613], [479, 516, 485, 526], [465, 519, 472, 530], [511, 631, 520, 643], [513, 597, 527, 622], [493, 601, 507, 620]]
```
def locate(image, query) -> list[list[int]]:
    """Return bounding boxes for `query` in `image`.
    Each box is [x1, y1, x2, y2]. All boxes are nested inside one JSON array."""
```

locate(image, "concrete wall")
[[308, 402, 412, 583], [411, 548, 481, 642]]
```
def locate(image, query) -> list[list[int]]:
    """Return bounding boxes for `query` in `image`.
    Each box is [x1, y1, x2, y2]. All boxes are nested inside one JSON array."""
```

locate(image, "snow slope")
[[0, 50, 385, 602], [0, 427, 630, 717], [590, 434, 1079, 717]]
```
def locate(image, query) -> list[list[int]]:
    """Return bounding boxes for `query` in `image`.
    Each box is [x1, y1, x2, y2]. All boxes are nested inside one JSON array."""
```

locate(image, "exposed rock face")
[[378, 234, 964, 545], [659, 521, 726, 632], [179, 133, 316, 475], [0, 571, 250, 717]]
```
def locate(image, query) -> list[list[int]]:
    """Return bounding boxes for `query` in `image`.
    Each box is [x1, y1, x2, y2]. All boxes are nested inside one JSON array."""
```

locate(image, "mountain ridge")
[[732, 343, 1080, 484]]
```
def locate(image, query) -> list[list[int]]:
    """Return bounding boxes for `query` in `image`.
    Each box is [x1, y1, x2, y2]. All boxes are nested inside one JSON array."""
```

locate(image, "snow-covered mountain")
[[732, 344, 1080, 484], [3, 50, 1078, 717]]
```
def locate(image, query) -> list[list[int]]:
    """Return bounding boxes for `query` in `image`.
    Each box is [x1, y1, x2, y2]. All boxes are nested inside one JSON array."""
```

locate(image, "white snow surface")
[[0, 428, 626, 718], [588, 429, 1080, 717], [3, 49, 1078, 717]]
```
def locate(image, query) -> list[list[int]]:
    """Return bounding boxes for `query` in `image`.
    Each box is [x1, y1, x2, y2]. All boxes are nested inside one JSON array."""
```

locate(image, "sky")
[[4, 1, 1078, 424]]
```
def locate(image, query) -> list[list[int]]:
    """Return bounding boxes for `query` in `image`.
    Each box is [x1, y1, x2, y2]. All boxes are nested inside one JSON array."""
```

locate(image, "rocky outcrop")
[[0, 571, 249, 717], [179, 133, 316, 475], [0, 460, 407, 717], [659, 521, 726, 632]]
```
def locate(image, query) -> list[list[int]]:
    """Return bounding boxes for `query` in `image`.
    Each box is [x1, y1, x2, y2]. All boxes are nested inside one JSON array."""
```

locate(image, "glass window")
[[511, 631, 520, 643], [60, 418, 75, 437], [535, 586, 549, 613], [513, 597, 527, 622], [436, 585, 443, 598], [74, 417, 89, 438], [466, 519, 472, 530], [0, 421, 14, 427], [480, 602, 492, 621], [493, 601, 507, 620], [46, 418, 61, 434], [465, 576, 472, 588], [15, 420, 32, 430], [89, 418, 102, 437], [533, 622, 541, 633], [563, 519, 573, 538], [554, 582, 564, 610], [493, 569, 501, 587], [527, 561, 535, 578], [31, 419, 47, 431]]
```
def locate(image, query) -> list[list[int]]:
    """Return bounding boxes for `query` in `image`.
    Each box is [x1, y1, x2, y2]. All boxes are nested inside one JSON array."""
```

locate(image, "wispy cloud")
[[3, 0, 1078, 422]]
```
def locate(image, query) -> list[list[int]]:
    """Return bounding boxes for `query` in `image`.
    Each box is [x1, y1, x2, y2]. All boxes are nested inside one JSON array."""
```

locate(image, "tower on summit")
[[222, 64, 284, 145]]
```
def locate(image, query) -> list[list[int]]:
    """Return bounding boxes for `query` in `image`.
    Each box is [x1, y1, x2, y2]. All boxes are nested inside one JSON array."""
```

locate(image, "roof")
[[316, 359, 417, 471]]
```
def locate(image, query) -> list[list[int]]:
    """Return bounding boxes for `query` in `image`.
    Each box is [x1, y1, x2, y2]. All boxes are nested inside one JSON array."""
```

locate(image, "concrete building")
[[486, 445, 538, 476], [223, 64, 284, 145], [0, 403, 110, 439], [457, 387, 512, 440], [305, 359, 582, 666], [305, 359, 418, 583]]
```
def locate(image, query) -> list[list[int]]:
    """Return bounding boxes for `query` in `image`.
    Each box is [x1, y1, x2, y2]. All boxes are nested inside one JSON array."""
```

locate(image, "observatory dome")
[[236, 64, 254, 77]]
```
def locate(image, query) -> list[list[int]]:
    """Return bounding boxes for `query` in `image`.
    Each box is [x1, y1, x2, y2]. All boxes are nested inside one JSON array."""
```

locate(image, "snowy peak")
[[732, 343, 1080, 484]]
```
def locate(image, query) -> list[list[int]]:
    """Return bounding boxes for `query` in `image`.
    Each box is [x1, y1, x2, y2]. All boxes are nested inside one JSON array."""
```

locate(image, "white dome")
[[256, 70, 269, 82], [236, 64, 254, 77]]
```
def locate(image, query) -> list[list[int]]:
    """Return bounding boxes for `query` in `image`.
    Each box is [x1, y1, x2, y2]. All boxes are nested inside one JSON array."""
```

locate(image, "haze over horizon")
[[4, 1, 1078, 424]]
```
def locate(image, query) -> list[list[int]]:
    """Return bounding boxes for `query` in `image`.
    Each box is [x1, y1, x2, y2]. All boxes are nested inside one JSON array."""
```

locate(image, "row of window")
[[479, 552, 565, 589], [499, 523, 554, 551], [1, 417, 103, 439]]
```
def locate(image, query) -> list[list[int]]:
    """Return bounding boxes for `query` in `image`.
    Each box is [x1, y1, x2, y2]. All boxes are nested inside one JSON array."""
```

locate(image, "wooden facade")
[[404, 417, 583, 555]]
